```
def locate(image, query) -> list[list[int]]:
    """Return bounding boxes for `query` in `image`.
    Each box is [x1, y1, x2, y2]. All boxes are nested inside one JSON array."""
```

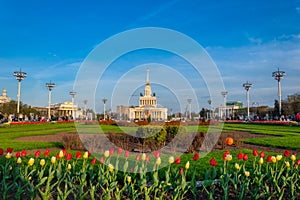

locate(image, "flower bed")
[[0, 147, 300, 199]]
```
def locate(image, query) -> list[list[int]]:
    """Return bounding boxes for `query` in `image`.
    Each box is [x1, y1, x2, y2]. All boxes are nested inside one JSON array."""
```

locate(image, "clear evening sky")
[[0, 0, 299, 113]]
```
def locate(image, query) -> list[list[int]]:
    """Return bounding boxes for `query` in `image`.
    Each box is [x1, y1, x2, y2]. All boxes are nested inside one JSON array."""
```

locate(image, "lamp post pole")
[[45, 81, 55, 120], [69, 91, 76, 120], [208, 100, 212, 120], [102, 98, 107, 120], [83, 100, 88, 120], [187, 98, 192, 120], [221, 91, 228, 120], [272, 68, 285, 116], [243, 81, 252, 120], [13, 68, 27, 114]]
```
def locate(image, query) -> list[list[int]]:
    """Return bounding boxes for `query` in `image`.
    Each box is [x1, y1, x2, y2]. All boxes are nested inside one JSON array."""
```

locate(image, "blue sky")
[[0, 0, 300, 113]]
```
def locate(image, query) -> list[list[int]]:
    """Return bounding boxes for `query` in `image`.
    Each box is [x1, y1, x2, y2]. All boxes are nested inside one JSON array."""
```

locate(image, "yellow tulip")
[[291, 155, 296, 161], [259, 158, 264, 165], [5, 153, 12, 159], [108, 164, 114, 172], [104, 150, 109, 158], [127, 176, 131, 183], [83, 151, 89, 159], [67, 164, 71, 170], [59, 150, 64, 158], [28, 158, 35, 166], [235, 163, 240, 170], [51, 156, 56, 164], [185, 161, 190, 170], [142, 153, 146, 161], [271, 156, 277, 163], [285, 161, 290, 168], [17, 157, 22, 164], [40, 159, 45, 167], [276, 155, 282, 161], [156, 157, 161, 165], [225, 154, 232, 162], [169, 156, 174, 164], [245, 171, 250, 177]]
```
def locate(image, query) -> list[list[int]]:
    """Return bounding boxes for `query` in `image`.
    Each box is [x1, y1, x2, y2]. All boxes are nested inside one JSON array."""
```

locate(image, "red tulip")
[[124, 150, 130, 159], [237, 152, 243, 160], [175, 156, 180, 164], [135, 154, 140, 161], [210, 157, 217, 167], [88, 151, 91, 157], [146, 155, 150, 163], [117, 148, 123, 155], [62, 149, 67, 156], [193, 153, 199, 161], [100, 157, 104, 164], [253, 150, 258, 157], [284, 150, 290, 158], [223, 151, 230, 160], [180, 168, 184, 174], [267, 155, 272, 163], [109, 148, 115, 156], [91, 157, 97, 165], [66, 153, 72, 161], [0, 148, 3, 155], [16, 152, 21, 158], [56, 153, 60, 159], [44, 149, 50, 157], [35, 150, 41, 158], [21, 150, 27, 157], [260, 151, 265, 158], [6, 147, 13, 153], [153, 151, 160, 159], [76, 151, 81, 159], [243, 154, 249, 161]]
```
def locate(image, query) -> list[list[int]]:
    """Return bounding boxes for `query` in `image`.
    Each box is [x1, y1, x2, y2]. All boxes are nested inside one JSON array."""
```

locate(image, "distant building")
[[129, 68, 168, 121], [0, 89, 11, 104], [116, 105, 131, 120]]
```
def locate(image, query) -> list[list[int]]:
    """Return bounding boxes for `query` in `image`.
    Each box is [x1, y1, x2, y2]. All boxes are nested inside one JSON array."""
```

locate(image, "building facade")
[[0, 89, 11, 104], [129, 68, 168, 121]]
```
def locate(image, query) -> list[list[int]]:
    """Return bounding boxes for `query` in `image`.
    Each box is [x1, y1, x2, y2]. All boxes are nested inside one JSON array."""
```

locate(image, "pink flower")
[[146, 155, 150, 163], [135, 154, 140, 161], [243, 154, 249, 161], [109, 148, 115, 156], [180, 168, 184, 174], [260, 151, 265, 158], [117, 148, 123, 155], [124, 151, 130, 159], [153, 151, 160, 159], [100, 157, 104, 164]]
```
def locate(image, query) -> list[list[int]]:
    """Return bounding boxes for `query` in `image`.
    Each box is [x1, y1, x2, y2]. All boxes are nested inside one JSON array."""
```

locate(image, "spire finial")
[[146, 68, 150, 84]]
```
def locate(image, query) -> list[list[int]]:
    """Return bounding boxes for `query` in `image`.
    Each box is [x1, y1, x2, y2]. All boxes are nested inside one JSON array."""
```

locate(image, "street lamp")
[[13, 68, 27, 114], [272, 68, 285, 116], [103, 98, 107, 120], [208, 100, 212, 119], [45, 81, 55, 120], [83, 100, 88, 120], [221, 91, 228, 120], [187, 98, 192, 120], [243, 81, 252, 120], [69, 91, 76, 120]]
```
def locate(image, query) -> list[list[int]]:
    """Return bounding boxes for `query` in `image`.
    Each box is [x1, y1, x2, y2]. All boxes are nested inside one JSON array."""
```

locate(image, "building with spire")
[[0, 89, 11, 104], [129, 68, 168, 121]]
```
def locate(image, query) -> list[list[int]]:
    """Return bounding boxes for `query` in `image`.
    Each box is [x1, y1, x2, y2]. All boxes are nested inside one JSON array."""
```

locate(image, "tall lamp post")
[[187, 98, 192, 120], [103, 98, 107, 120], [45, 81, 55, 120], [69, 91, 76, 120], [272, 68, 285, 116], [243, 81, 252, 120], [208, 100, 212, 120], [221, 91, 228, 120], [83, 100, 88, 120], [13, 68, 27, 114]]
